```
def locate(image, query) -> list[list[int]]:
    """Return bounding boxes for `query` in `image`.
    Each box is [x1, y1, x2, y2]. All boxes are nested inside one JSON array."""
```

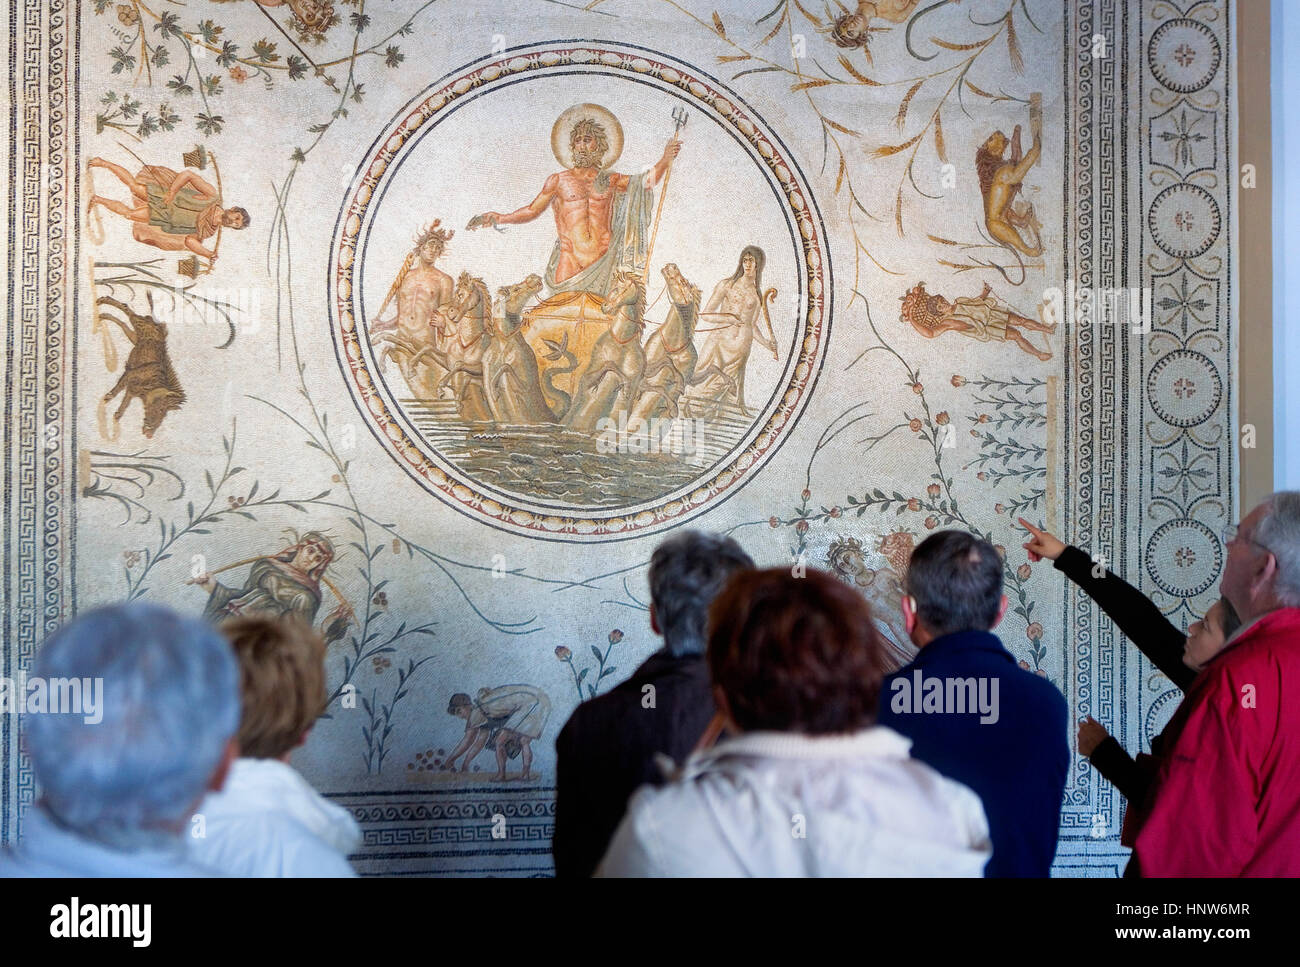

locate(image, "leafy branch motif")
[[361, 656, 435, 774], [959, 368, 1047, 503], [92, 0, 433, 140], [80, 448, 186, 524], [660, 0, 1039, 293], [93, 260, 241, 349], [769, 297, 1050, 669], [120, 421, 334, 601]]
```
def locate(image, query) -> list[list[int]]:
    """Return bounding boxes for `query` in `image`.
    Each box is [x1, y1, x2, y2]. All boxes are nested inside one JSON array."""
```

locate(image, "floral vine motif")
[[762, 297, 1050, 669], [659, 0, 1040, 294], [92, 0, 432, 140], [556, 630, 626, 703]]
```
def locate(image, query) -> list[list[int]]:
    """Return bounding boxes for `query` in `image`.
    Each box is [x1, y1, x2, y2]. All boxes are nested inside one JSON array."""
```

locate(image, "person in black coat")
[[552, 530, 754, 878], [876, 529, 1070, 877], [1017, 518, 1240, 809]]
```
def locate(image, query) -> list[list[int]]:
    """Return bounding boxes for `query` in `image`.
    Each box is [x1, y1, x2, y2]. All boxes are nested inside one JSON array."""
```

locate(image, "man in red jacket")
[[1132, 491, 1300, 876]]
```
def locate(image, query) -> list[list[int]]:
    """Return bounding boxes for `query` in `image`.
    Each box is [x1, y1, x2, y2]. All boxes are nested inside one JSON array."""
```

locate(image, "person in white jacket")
[[596, 567, 992, 877], [1, 603, 241, 878], [190, 617, 361, 877]]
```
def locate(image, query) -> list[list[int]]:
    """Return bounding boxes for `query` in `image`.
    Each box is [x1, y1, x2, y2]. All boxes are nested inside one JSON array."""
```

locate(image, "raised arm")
[[645, 137, 682, 188], [1020, 518, 1192, 689], [1006, 137, 1041, 183], [469, 174, 558, 230]]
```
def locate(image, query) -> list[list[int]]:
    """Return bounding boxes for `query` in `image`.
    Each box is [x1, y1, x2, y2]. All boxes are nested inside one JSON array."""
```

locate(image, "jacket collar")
[[210, 758, 360, 854], [910, 629, 1012, 665], [1216, 606, 1300, 656], [677, 725, 913, 780], [15, 806, 199, 876]]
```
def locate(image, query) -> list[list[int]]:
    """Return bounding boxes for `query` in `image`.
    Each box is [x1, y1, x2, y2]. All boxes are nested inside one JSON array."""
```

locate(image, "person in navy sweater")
[[877, 529, 1069, 877]]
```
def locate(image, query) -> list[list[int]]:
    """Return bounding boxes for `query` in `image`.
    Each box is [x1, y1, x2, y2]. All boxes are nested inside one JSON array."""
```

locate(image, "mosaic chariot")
[[330, 43, 830, 540]]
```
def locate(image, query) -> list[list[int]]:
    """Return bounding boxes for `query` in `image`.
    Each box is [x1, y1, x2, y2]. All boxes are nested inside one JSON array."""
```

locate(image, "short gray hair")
[[1254, 490, 1300, 606], [25, 603, 240, 850], [905, 530, 1004, 636], [648, 531, 754, 656]]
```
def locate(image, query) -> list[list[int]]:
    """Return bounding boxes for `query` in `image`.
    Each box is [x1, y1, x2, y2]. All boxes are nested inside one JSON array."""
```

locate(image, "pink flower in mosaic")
[[927, 484, 941, 498], [1026, 622, 1044, 640], [935, 411, 950, 426], [907, 498, 921, 512], [951, 375, 966, 387], [909, 418, 923, 432], [924, 516, 938, 530], [555, 645, 571, 661], [1017, 563, 1032, 581]]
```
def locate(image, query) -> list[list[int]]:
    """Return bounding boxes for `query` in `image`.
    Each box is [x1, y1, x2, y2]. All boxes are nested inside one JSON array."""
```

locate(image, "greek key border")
[[3, 0, 75, 846]]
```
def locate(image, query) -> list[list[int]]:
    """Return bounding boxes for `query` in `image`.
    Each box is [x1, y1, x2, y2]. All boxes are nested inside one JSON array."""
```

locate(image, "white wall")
[[1274, 0, 1299, 487]]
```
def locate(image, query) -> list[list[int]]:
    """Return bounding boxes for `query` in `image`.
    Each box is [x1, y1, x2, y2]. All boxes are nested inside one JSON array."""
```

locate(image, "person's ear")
[[993, 594, 1010, 628], [1253, 551, 1279, 596], [208, 737, 239, 794], [902, 594, 918, 634], [649, 603, 661, 637]]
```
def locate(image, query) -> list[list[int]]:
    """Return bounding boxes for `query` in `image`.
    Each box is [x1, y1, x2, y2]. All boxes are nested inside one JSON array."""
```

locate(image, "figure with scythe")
[[187, 530, 354, 645]]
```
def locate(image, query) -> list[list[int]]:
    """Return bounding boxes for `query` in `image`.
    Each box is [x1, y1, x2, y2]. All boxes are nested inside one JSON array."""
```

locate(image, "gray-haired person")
[[552, 530, 754, 877], [875, 529, 1069, 877], [1132, 491, 1300, 875], [1, 603, 240, 877]]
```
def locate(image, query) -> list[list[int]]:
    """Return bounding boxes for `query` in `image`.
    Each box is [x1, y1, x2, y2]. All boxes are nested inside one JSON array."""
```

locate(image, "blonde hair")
[[222, 617, 327, 759]]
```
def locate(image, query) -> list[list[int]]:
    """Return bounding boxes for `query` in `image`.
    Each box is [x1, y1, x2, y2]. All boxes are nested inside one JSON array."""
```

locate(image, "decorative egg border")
[[329, 42, 830, 542]]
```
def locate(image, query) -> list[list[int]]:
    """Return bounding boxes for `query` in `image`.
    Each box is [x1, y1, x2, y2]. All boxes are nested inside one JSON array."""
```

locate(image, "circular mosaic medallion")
[[1144, 518, 1222, 599], [1148, 183, 1221, 259], [1145, 687, 1182, 747], [1148, 18, 1221, 94], [1146, 349, 1222, 428], [329, 43, 830, 541]]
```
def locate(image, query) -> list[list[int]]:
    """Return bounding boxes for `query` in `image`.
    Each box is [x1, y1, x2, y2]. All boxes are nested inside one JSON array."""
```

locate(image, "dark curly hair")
[[707, 567, 888, 734]]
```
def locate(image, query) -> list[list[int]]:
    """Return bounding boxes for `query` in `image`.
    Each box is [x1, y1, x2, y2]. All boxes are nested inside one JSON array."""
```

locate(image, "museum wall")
[[2, 0, 1241, 875]]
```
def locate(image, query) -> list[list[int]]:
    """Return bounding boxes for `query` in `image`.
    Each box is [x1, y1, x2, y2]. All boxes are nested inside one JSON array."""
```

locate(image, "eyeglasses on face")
[[1221, 523, 1272, 555]]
